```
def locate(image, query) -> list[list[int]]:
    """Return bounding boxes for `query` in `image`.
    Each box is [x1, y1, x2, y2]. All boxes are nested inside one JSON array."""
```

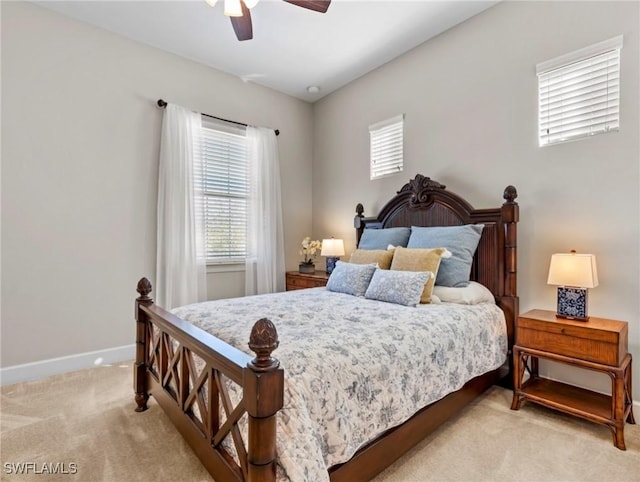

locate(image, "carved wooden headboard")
[[353, 174, 519, 348]]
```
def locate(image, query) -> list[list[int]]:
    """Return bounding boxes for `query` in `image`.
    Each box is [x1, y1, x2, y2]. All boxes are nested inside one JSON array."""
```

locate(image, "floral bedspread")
[[172, 287, 507, 482]]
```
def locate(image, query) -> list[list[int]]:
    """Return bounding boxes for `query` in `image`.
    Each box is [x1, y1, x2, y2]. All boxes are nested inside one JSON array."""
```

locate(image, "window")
[[369, 114, 404, 180], [537, 35, 622, 146], [196, 118, 248, 264]]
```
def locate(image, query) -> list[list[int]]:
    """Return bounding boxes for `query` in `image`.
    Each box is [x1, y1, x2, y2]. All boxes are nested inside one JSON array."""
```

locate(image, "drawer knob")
[[560, 328, 565, 333]]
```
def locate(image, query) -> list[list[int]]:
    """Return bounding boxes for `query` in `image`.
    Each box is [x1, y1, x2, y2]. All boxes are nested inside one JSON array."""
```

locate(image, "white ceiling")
[[35, 0, 498, 102]]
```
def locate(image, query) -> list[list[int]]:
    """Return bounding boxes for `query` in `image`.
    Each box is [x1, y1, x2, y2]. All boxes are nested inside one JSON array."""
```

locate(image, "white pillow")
[[432, 281, 495, 305]]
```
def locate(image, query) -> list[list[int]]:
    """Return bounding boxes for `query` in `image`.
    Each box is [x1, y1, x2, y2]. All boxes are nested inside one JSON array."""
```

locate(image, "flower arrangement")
[[299, 237, 322, 265]]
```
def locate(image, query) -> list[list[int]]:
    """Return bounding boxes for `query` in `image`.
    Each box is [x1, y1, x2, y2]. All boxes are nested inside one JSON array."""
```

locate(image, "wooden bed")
[[133, 173, 519, 482]]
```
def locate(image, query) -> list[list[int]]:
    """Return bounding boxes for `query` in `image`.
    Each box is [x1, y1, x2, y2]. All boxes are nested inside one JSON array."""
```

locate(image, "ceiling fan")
[[205, 0, 332, 41]]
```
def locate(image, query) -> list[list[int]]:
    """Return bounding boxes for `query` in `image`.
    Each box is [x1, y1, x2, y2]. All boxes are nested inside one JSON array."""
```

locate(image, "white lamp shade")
[[547, 252, 598, 288], [321, 239, 345, 257], [224, 0, 243, 16]]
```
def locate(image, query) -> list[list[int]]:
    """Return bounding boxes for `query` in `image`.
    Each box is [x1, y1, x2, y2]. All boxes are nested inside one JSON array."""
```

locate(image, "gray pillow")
[[407, 225, 484, 287], [364, 269, 432, 307], [358, 227, 411, 250], [326, 261, 377, 297]]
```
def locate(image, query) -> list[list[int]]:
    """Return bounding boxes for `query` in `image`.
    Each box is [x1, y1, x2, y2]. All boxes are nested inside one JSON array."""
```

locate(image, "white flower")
[[300, 237, 322, 264]]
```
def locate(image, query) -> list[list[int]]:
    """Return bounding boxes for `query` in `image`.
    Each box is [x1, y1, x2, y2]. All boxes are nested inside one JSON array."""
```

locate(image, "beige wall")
[[312, 1, 640, 399], [1, 2, 313, 366]]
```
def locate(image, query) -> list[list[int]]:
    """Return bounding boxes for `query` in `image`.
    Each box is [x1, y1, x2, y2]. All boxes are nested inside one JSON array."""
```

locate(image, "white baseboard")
[[0, 344, 135, 386]]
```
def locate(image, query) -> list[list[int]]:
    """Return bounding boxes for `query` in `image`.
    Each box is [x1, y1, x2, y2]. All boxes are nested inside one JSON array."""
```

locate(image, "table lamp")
[[547, 250, 598, 321], [321, 238, 345, 274]]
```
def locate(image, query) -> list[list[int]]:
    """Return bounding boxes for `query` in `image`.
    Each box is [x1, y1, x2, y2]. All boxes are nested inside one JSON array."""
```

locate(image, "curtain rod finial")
[[157, 99, 167, 108]]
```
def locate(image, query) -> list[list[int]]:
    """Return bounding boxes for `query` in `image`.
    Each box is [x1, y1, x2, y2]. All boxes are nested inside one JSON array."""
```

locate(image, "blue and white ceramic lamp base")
[[326, 257, 340, 275], [556, 286, 589, 321]]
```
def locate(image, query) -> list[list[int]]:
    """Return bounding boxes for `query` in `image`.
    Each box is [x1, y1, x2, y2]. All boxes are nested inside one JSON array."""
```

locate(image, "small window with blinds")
[[196, 118, 248, 263], [369, 114, 404, 180], [537, 35, 623, 147]]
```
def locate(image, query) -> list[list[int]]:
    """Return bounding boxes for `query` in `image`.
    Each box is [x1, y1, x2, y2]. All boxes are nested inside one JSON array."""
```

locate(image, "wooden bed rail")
[[134, 278, 284, 482]]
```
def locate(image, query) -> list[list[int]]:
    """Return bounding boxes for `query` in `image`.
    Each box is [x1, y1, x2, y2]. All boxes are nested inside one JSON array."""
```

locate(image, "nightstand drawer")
[[285, 271, 329, 291], [287, 276, 320, 289], [517, 310, 628, 366]]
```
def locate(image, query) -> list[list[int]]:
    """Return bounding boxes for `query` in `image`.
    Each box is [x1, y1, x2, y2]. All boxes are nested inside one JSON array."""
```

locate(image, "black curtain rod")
[[157, 99, 280, 136]]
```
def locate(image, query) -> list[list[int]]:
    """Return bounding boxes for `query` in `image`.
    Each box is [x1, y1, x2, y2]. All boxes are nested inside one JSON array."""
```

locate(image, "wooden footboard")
[[134, 278, 284, 482]]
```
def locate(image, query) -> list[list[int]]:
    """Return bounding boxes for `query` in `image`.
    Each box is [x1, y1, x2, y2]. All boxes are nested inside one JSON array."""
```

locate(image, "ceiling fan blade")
[[282, 0, 331, 14], [230, 2, 253, 41]]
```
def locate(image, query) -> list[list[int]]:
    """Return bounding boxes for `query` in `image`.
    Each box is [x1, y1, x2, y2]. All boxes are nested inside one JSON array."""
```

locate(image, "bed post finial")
[[354, 203, 365, 246], [503, 185, 518, 204], [246, 318, 284, 482], [134, 277, 153, 412], [248, 318, 280, 371], [137, 277, 153, 302]]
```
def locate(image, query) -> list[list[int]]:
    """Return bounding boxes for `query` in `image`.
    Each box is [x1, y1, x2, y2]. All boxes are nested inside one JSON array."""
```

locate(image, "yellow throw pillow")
[[390, 247, 449, 303], [349, 249, 395, 270]]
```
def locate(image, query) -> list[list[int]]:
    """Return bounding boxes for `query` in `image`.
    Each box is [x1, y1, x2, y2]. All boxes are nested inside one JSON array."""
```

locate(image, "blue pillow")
[[358, 227, 410, 250], [326, 261, 377, 297], [407, 225, 484, 287], [364, 269, 432, 307]]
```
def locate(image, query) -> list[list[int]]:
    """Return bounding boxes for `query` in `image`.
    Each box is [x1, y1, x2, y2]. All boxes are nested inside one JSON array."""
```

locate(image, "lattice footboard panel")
[[135, 278, 283, 482], [146, 322, 250, 479]]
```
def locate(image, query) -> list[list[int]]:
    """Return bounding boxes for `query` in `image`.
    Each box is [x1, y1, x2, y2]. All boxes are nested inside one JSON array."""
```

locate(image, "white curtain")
[[245, 127, 286, 295], [156, 104, 207, 309]]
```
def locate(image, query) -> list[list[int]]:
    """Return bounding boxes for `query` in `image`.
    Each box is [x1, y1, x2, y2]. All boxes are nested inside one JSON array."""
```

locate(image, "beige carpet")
[[1, 363, 638, 482]]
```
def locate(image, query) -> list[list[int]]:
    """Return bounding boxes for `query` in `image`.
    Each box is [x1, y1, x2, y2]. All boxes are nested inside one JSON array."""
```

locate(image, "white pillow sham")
[[432, 281, 495, 305]]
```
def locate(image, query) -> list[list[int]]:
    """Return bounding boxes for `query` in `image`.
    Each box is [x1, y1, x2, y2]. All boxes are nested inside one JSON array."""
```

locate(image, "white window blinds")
[[196, 118, 248, 263], [369, 114, 404, 180], [537, 35, 622, 146]]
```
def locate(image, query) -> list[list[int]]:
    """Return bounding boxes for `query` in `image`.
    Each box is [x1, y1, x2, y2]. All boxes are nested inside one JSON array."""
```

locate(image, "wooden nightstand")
[[511, 309, 635, 450], [285, 271, 330, 291]]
